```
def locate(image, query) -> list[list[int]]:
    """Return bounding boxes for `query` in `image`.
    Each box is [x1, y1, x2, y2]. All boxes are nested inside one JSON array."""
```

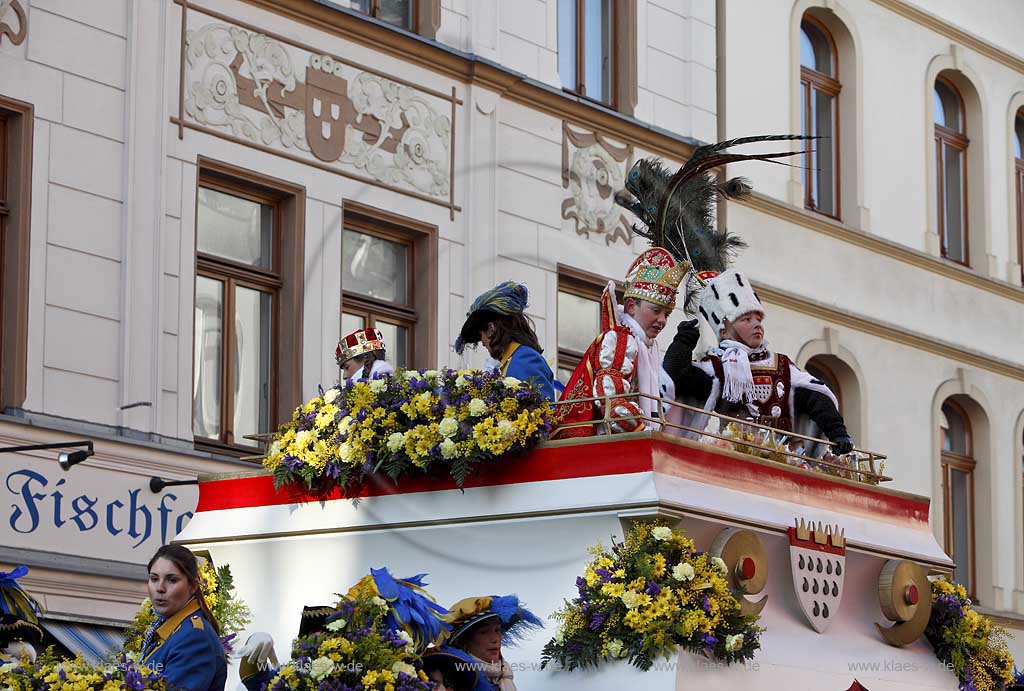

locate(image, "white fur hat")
[[697, 269, 764, 330]]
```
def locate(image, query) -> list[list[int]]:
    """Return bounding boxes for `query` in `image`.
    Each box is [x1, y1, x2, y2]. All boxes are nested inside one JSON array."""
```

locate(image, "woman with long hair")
[[455, 281, 555, 401], [139, 545, 226, 691]]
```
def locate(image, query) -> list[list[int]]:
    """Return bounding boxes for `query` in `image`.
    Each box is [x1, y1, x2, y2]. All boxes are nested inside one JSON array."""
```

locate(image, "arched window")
[[805, 358, 842, 413], [799, 16, 840, 218], [1015, 110, 1024, 282], [940, 399, 975, 593], [934, 77, 969, 264]]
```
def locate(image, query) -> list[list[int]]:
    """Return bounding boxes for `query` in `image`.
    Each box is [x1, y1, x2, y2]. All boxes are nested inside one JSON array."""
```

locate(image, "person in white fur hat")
[[662, 269, 854, 455]]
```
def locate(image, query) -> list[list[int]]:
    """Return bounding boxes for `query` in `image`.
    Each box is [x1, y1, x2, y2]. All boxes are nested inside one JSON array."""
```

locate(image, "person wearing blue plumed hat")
[[455, 281, 556, 401], [0, 565, 43, 663], [444, 595, 543, 691]]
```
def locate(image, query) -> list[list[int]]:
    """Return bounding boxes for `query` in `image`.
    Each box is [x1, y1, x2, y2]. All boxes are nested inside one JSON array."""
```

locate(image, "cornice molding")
[[757, 284, 1024, 382], [871, 0, 1024, 75], [737, 193, 1024, 306], [227, 0, 698, 161]]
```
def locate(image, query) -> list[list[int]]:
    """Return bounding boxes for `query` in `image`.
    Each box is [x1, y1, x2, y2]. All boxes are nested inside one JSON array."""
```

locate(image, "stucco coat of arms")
[[184, 20, 452, 200], [561, 122, 633, 246]]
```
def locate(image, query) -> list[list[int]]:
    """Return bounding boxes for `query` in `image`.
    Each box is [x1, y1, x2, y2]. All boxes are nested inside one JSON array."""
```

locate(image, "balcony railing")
[[243, 390, 890, 486]]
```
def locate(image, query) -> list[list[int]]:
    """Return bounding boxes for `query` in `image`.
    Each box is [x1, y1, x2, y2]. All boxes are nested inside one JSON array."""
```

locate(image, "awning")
[[42, 620, 126, 665]]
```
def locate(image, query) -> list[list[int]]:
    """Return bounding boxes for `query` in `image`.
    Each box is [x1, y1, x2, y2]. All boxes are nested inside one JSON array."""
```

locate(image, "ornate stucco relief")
[[561, 122, 633, 247], [183, 18, 452, 201], [0, 0, 27, 46]]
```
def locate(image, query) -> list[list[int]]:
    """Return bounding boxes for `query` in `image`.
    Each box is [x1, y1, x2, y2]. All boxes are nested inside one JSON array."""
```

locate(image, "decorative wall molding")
[[738, 192, 1024, 306], [561, 122, 633, 246], [176, 2, 462, 217], [871, 0, 1024, 75], [0, 0, 27, 46]]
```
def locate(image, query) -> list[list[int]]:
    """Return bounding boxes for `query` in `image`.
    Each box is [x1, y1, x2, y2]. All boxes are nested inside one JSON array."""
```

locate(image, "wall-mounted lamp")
[[0, 440, 95, 470], [149, 476, 200, 493]]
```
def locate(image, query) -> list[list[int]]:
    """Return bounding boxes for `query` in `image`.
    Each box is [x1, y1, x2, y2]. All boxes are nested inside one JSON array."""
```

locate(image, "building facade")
[[0, 0, 1022, 663]]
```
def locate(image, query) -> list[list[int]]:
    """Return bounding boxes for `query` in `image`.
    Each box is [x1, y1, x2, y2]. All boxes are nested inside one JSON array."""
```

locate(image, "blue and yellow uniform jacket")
[[499, 342, 555, 401], [141, 599, 226, 691]]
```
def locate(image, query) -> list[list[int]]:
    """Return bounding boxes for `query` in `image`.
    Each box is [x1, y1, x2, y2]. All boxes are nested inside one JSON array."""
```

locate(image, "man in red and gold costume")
[[552, 248, 686, 438]]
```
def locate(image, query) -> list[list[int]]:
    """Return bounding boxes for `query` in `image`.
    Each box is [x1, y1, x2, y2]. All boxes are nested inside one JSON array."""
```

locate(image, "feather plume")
[[618, 134, 814, 311]]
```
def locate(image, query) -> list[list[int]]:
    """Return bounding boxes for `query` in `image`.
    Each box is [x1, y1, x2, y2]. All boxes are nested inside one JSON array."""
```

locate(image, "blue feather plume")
[[370, 567, 449, 650], [488, 595, 544, 645]]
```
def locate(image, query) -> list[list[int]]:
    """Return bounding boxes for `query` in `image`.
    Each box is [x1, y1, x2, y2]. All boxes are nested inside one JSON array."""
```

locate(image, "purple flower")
[[646, 581, 662, 597], [702, 632, 718, 651], [588, 611, 608, 631], [122, 668, 145, 691], [595, 568, 613, 583], [702, 594, 711, 613]]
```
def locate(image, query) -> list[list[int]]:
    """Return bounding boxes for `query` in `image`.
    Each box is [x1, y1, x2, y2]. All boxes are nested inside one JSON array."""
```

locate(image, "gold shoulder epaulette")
[[189, 614, 205, 631]]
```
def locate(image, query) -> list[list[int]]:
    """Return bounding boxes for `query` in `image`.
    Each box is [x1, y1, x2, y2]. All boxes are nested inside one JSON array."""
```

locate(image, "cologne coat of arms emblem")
[[789, 518, 846, 633]]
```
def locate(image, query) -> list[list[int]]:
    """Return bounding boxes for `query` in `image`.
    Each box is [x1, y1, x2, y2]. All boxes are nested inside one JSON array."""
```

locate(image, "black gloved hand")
[[673, 319, 700, 352], [832, 435, 854, 455]]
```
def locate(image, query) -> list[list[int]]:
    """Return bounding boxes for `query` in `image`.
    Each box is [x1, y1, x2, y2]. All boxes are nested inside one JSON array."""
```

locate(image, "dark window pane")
[[800, 83, 808, 195], [949, 467, 971, 586], [941, 402, 969, 454], [558, 0, 577, 90], [193, 276, 224, 438], [376, 320, 409, 368], [805, 360, 841, 413], [343, 230, 409, 305], [378, 0, 412, 29], [557, 290, 600, 354], [197, 188, 273, 269], [942, 144, 966, 262], [800, 21, 832, 76], [583, 0, 612, 103], [935, 81, 962, 132], [233, 286, 272, 442], [812, 89, 835, 214]]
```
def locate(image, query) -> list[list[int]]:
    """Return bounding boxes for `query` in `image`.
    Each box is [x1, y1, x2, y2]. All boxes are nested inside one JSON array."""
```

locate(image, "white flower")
[[294, 430, 313, 448], [391, 661, 417, 678], [424, 369, 440, 382], [372, 596, 388, 610], [497, 419, 515, 438], [323, 388, 340, 404], [468, 398, 487, 416], [502, 376, 522, 388], [712, 557, 728, 575], [606, 639, 625, 658], [386, 432, 405, 452], [268, 440, 283, 456], [438, 416, 459, 438], [725, 634, 744, 652], [1, 662, 18, 674], [553, 626, 565, 644], [440, 438, 458, 459], [369, 378, 387, 393], [620, 590, 642, 609], [651, 526, 673, 541], [310, 656, 335, 680], [338, 416, 353, 434], [325, 618, 346, 631], [455, 375, 470, 389], [403, 370, 421, 380], [672, 563, 695, 581], [396, 630, 413, 645]]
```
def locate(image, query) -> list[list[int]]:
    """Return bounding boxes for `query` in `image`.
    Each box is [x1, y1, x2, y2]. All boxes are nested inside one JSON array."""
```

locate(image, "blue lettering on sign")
[[4, 468, 195, 550]]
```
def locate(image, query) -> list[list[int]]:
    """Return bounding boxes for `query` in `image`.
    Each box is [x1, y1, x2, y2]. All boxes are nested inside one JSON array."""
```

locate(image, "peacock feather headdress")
[[615, 134, 813, 311]]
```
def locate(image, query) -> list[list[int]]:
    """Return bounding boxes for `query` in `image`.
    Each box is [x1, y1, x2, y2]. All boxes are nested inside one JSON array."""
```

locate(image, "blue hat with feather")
[[344, 567, 450, 651], [445, 595, 543, 647], [455, 281, 530, 355]]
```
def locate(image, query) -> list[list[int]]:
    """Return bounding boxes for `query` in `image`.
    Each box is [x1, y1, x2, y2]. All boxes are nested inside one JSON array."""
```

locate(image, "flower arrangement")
[[0, 648, 166, 691], [123, 561, 251, 656], [925, 579, 1014, 691], [541, 521, 762, 672], [263, 368, 552, 494], [266, 589, 433, 691]]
